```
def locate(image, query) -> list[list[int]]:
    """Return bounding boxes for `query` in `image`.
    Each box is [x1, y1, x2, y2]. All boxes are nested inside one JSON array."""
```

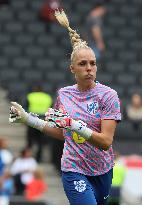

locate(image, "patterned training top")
[[54, 82, 121, 176]]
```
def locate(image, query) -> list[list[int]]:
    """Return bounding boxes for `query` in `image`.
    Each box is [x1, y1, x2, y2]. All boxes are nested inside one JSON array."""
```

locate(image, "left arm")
[[87, 120, 117, 150], [45, 91, 121, 150], [45, 109, 118, 150]]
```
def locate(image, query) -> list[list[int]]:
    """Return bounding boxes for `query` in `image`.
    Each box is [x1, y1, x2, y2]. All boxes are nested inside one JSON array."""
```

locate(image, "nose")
[[86, 63, 92, 71]]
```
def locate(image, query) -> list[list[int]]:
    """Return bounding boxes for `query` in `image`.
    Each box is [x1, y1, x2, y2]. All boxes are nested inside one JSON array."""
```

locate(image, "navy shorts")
[[62, 169, 113, 205]]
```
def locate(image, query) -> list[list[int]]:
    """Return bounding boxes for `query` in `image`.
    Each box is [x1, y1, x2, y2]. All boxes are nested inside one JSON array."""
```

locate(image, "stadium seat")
[[127, 86, 142, 96], [10, 0, 27, 10], [23, 70, 43, 82], [130, 40, 142, 51], [118, 51, 137, 62], [118, 28, 137, 40], [103, 27, 115, 38], [50, 24, 67, 37], [0, 34, 11, 45], [60, 37, 72, 51], [0, 57, 9, 67], [96, 73, 113, 86], [107, 16, 126, 27], [75, 2, 92, 15], [42, 82, 54, 94], [37, 34, 56, 47], [0, 69, 20, 86], [112, 0, 128, 4], [7, 81, 28, 101], [18, 10, 37, 22], [135, 124, 142, 139], [111, 85, 125, 98], [12, 57, 32, 70], [131, 18, 141, 28], [69, 12, 82, 26], [25, 46, 44, 58], [5, 22, 23, 33], [115, 121, 137, 139], [117, 73, 136, 85], [133, 0, 142, 4], [3, 45, 21, 57], [26, 23, 45, 34], [36, 58, 55, 71], [120, 5, 138, 16], [129, 63, 142, 74], [107, 5, 117, 14], [48, 47, 65, 59], [15, 34, 34, 45], [29, 0, 45, 11], [68, 74, 75, 84], [103, 51, 115, 61], [139, 76, 142, 84], [45, 70, 66, 83], [107, 38, 126, 50], [105, 62, 125, 73], [0, 8, 13, 22]]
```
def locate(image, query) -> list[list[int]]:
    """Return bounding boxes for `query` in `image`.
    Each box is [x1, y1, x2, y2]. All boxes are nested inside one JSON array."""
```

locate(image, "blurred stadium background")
[[0, 0, 142, 205]]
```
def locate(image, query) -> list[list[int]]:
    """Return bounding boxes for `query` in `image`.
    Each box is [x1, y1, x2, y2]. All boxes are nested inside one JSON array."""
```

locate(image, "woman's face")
[[131, 94, 142, 108], [70, 48, 97, 89]]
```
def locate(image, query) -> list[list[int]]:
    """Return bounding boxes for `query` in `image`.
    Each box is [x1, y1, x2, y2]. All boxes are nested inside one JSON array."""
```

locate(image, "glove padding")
[[45, 108, 72, 128], [45, 108, 93, 140], [9, 102, 28, 123], [45, 108, 86, 130]]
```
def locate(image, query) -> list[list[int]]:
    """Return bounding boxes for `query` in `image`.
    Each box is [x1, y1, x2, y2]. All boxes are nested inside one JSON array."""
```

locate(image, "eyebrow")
[[78, 59, 96, 62]]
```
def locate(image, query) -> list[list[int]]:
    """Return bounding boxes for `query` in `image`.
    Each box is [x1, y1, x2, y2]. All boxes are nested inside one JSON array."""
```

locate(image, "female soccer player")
[[9, 10, 121, 205]]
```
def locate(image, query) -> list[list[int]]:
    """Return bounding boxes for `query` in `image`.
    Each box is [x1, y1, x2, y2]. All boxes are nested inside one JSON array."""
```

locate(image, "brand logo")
[[104, 195, 109, 200], [87, 102, 99, 114], [74, 180, 86, 192]]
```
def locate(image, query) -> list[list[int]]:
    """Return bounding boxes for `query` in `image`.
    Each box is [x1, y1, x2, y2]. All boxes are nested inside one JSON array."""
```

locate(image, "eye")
[[90, 61, 96, 66], [78, 61, 86, 66]]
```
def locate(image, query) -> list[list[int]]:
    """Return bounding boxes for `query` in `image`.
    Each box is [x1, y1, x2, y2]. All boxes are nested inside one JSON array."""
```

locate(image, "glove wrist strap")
[[71, 120, 93, 140], [27, 114, 47, 131]]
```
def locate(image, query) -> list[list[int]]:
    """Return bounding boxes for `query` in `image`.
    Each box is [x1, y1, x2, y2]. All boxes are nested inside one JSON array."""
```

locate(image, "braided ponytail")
[[55, 9, 89, 63]]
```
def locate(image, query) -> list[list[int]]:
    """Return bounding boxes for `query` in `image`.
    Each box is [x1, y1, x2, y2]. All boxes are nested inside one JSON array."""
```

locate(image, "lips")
[[85, 75, 93, 79]]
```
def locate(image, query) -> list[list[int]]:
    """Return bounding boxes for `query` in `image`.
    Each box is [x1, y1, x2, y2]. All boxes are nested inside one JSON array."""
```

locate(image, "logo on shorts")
[[74, 180, 86, 192], [87, 102, 99, 114], [104, 195, 109, 200]]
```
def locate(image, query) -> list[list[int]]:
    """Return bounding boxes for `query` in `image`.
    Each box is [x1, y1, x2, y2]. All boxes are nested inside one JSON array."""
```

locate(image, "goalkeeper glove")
[[45, 108, 93, 140], [9, 102, 50, 131]]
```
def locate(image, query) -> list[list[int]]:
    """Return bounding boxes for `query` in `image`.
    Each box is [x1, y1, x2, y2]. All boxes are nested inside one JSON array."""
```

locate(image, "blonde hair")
[[55, 9, 89, 63]]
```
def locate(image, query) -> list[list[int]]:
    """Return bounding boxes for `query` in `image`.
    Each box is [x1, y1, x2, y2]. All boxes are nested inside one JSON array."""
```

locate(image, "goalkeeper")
[[9, 10, 121, 205]]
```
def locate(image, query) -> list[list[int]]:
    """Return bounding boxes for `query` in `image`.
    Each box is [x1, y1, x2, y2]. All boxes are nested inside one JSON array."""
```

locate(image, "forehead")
[[74, 48, 96, 61]]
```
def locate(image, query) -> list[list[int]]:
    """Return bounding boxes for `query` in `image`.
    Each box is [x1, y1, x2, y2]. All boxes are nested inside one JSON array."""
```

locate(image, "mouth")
[[85, 75, 93, 80]]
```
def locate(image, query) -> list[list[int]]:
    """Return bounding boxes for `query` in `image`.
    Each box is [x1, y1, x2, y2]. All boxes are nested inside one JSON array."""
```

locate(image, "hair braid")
[[55, 9, 89, 63]]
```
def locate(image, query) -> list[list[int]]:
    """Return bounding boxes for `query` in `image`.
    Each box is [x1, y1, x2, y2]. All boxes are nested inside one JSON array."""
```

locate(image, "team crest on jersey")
[[87, 101, 99, 114]]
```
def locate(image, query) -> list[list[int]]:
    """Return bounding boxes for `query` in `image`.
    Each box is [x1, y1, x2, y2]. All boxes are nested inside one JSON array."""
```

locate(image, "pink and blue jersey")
[[55, 82, 121, 176]]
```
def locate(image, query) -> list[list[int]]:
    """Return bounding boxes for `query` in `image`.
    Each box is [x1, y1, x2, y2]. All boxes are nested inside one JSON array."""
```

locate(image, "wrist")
[[71, 120, 93, 140], [21, 112, 29, 123], [26, 114, 47, 131]]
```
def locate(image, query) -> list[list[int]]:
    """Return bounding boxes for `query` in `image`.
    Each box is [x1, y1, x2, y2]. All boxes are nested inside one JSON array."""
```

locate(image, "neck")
[[77, 81, 96, 92]]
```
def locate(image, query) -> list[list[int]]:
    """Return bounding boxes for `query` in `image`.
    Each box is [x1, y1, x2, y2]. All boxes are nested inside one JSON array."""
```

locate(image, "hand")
[[45, 108, 93, 140], [45, 108, 72, 128], [9, 102, 48, 131], [9, 102, 28, 123]]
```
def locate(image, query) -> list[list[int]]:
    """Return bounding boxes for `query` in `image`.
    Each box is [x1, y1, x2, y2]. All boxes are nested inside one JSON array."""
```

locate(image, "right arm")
[[9, 102, 64, 141], [43, 126, 64, 140]]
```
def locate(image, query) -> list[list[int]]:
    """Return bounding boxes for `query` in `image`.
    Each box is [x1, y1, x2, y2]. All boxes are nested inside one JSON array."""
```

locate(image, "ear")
[[70, 65, 75, 73]]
